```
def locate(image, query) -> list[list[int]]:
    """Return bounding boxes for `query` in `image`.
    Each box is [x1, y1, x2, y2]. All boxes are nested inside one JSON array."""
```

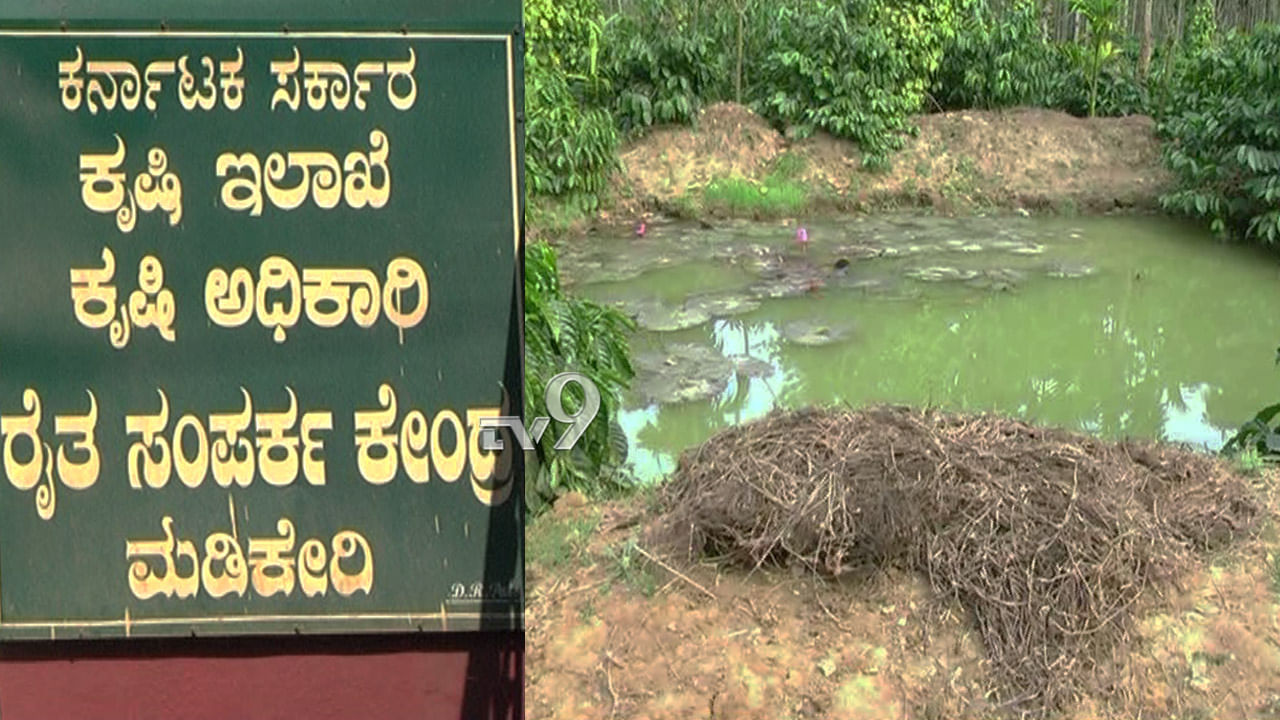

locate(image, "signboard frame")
[[0, 8, 528, 642]]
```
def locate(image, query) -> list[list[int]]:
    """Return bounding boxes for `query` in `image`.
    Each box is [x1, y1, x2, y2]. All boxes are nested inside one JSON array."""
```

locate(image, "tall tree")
[[728, 0, 752, 104], [1139, 0, 1153, 79]]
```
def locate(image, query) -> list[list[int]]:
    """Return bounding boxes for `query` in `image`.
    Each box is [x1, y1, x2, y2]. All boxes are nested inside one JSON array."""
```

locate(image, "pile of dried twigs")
[[660, 405, 1260, 715]]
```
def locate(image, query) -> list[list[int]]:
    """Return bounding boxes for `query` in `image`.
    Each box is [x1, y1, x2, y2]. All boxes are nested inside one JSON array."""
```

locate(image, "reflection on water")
[[1161, 383, 1230, 450], [559, 213, 1280, 483]]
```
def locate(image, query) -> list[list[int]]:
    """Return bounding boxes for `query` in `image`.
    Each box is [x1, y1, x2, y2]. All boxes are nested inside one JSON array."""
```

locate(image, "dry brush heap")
[[660, 406, 1261, 715]]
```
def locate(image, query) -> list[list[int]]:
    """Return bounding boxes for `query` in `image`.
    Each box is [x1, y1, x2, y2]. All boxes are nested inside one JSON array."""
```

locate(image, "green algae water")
[[555, 213, 1280, 483]]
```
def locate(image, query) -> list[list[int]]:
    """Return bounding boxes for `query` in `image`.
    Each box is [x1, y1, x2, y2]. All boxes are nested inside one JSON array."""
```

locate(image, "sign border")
[[0, 27, 524, 640]]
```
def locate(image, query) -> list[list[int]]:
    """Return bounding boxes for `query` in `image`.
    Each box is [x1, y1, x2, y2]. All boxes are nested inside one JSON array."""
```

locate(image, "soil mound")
[[610, 104, 1172, 217], [798, 109, 1173, 212], [615, 102, 784, 203], [660, 405, 1260, 715]]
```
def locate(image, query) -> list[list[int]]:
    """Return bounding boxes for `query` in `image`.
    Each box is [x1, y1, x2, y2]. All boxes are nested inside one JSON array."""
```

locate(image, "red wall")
[[0, 632, 522, 720]]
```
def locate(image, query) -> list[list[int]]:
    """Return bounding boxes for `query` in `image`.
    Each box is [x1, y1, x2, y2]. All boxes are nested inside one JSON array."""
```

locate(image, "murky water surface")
[[556, 214, 1280, 482]]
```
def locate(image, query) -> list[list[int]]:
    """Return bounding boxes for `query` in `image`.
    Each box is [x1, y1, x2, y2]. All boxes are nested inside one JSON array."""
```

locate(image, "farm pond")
[[555, 212, 1280, 482]]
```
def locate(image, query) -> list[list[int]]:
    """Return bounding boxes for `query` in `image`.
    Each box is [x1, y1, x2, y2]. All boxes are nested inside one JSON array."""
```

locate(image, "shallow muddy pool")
[[556, 213, 1280, 483]]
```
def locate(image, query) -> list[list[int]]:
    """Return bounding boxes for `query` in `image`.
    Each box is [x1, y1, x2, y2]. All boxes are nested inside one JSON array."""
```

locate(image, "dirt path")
[[601, 103, 1172, 225]]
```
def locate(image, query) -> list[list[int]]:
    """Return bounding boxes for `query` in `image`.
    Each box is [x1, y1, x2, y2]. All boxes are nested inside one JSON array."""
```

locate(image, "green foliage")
[[771, 151, 808, 180], [526, 194, 594, 240], [526, 0, 606, 82], [1186, 0, 1217, 51], [603, 0, 722, 134], [526, 511, 598, 571], [1157, 25, 1280, 245], [1234, 445, 1266, 476], [1224, 402, 1280, 459], [524, 242, 636, 513], [1054, 39, 1149, 117], [525, 0, 1274, 219], [701, 154, 813, 216], [934, 0, 1149, 118], [754, 0, 960, 168], [702, 174, 809, 216], [1222, 343, 1280, 462], [524, 0, 618, 207], [609, 536, 659, 596], [1069, 0, 1123, 117], [934, 0, 1060, 110], [1272, 551, 1280, 599]]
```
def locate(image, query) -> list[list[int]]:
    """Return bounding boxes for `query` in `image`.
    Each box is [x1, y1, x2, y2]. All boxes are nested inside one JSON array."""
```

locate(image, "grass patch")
[[609, 535, 661, 597], [701, 152, 816, 217], [527, 510, 600, 575], [771, 151, 808, 180], [940, 155, 982, 204], [1232, 445, 1266, 477], [527, 194, 594, 239], [668, 192, 701, 219], [1271, 547, 1280, 597], [703, 173, 809, 218]]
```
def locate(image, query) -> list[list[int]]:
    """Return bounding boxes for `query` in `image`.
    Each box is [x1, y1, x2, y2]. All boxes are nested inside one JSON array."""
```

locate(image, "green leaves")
[[933, 0, 1061, 111], [1068, 0, 1124, 117], [750, 0, 961, 167], [1186, 0, 1218, 51], [1223, 402, 1280, 457], [524, 242, 637, 514], [600, 0, 729, 134], [524, 0, 618, 208], [1158, 25, 1280, 247]]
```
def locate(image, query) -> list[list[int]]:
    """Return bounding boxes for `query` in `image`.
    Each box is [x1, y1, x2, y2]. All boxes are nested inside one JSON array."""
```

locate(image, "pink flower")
[[796, 226, 810, 254]]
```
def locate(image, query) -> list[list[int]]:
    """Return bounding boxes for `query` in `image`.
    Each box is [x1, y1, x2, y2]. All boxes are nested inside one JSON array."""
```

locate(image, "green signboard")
[[0, 6, 525, 640]]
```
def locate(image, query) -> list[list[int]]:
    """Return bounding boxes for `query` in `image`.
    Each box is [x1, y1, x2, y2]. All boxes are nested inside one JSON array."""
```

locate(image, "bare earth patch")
[[528, 495, 1280, 720], [527, 498, 992, 720], [610, 102, 785, 213], [606, 103, 1173, 221]]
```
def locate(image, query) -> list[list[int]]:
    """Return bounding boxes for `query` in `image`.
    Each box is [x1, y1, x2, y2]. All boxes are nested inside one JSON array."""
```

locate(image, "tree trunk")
[[1139, 0, 1153, 79], [735, 6, 744, 104]]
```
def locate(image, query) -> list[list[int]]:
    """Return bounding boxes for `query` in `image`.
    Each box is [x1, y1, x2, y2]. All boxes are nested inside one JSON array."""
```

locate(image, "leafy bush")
[[934, 0, 1150, 118], [526, 0, 606, 81], [524, 242, 636, 513], [1185, 0, 1217, 51], [1223, 345, 1280, 466], [525, 55, 618, 206], [1053, 40, 1149, 117], [1225, 402, 1280, 459], [934, 0, 1061, 110], [1068, 0, 1124, 117], [524, 0, 618, 208], [1157, 25, 1280, 245], [754, 0, 961, 168], [603, 0, 723, 134]]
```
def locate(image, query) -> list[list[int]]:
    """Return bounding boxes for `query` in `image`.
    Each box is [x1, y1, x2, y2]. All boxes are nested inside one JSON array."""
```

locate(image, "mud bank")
[[589, 103, 1172, 228]]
